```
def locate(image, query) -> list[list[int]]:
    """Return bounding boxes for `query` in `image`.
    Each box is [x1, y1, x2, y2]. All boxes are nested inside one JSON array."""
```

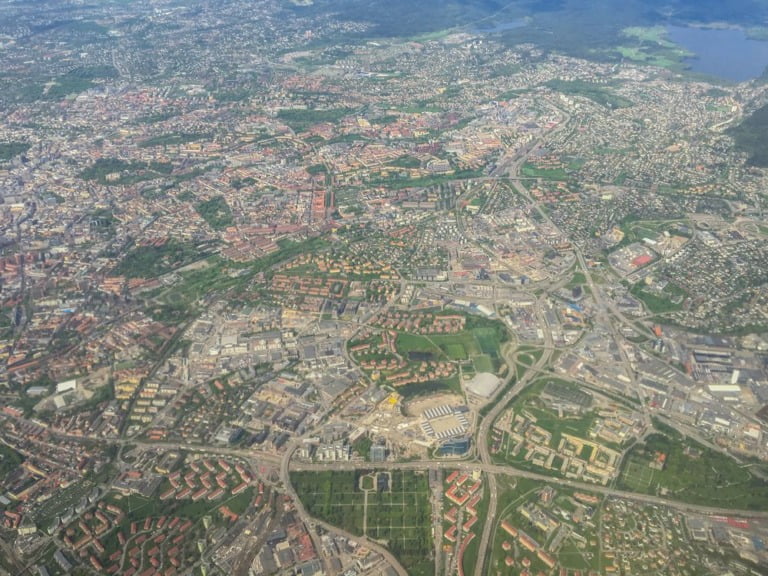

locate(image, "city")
[[2, 0, 768, 575]]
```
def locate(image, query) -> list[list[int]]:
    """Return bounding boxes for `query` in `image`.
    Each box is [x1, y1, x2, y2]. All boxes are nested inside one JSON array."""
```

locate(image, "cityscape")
[[2, 0, 768, 575]]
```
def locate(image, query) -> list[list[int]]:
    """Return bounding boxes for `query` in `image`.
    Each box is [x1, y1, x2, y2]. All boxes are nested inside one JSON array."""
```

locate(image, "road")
[[3, 95, 761, 576], [279, 442, 333, 575], [284, 98, 768, 572], [291, 459, 768, 520], [0, 412, 286, 469], [467, 107, 565, 576], [469, 329, 550, 576], [431, 470, 443, 576], [279, 441, 410, 576]]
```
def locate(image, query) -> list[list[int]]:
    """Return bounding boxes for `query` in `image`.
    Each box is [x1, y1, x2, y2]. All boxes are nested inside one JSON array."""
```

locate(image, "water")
[[667, 25, 768, 82]]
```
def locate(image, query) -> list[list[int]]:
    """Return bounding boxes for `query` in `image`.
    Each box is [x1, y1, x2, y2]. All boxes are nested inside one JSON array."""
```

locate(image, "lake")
[[668, 25, 768, 82]]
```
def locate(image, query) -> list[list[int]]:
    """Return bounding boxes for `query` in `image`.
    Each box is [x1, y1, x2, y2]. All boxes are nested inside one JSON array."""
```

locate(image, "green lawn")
[[225, 487, 255, 514], [396, 374, 462, 399], [567, 271, 587, 288], [431, 333, 479, 357], [396, 333, 443, 358], [381, 317, 508, 396], [473, 354, 495, 373], [520, 162, 569, 180], [473, 327, 502, 356], [618, 428, 768, 509], [105, 492, 164, 523], [559, 539, 592, 570], [620, 459, 656, 492], [546, 79, 634, 109], [444, 343, 468, 359], [630, 282, 684, 314], [291, 470, 434, 576]]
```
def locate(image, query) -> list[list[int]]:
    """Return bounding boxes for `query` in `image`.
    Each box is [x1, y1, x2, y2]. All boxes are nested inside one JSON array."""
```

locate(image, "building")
[[56, 379, 77, 394], [370, 443, 387, 462], [540, 380, 592, 414], [298, 559, 324, 576], [438, 437, 471, 457], [466, 373, 501, 398], [316, 442, 350, 462], [155, 451, 183, 474], [54, 550, 73, 572], [214, 426, 244, 444]]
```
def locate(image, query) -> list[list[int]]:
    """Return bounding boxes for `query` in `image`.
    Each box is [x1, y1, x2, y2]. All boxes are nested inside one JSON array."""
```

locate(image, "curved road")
[[280, 441, 410, 576]]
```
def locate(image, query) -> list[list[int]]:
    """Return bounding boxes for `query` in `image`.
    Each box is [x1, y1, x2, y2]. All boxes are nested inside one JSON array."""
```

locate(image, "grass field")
[[390, 320, 506, 380], [616, 26, 693, 69], [566, 271, 587, 288], [559, 539, 592, 570], [490, 378, 601, 475], [516, 353, 535, 368], [106, 492, 166, 522], [430, 333, 477, 357], [520, 162, 569, 180], [630, 282, 685, 314], [432, 326, 505, 369], [223, 487, 255, 515], [473, 327, 502, 355], [291, 470, 434, 576], [473, 354, 495, 373], [488, 478, 540, 571], [362, 316, 509, 399], [620, 459, 657, 492], [396, 333, 442, 358], [444, 342, 467, 359]]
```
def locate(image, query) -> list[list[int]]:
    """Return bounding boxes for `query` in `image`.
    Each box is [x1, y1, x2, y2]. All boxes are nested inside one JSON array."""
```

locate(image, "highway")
[[5, 350, 768, 576], [467, 107, 564, 576], [2, 93, 762, 576], [284, 98, 768, 575], [471, 309, 553, 576]]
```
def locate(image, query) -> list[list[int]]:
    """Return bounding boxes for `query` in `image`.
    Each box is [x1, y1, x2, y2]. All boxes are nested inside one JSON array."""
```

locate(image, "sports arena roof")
[[466, 372, 501, 398]]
